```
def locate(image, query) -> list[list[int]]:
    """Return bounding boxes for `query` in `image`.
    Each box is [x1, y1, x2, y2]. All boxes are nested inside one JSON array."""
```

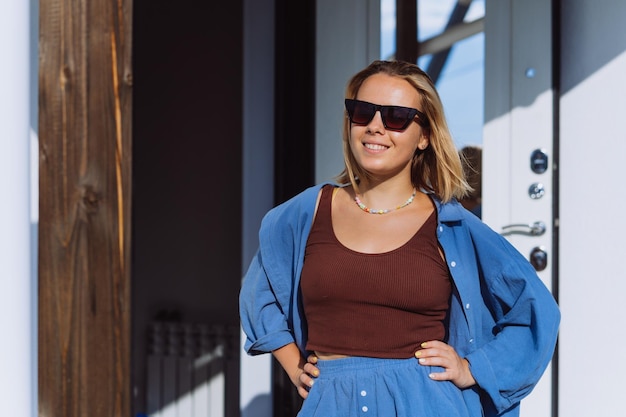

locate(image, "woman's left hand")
[[415, 341, 476, 389]]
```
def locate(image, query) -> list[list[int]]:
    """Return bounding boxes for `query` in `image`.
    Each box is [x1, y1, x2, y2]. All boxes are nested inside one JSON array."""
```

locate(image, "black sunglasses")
[[345, 98, 429, 131]]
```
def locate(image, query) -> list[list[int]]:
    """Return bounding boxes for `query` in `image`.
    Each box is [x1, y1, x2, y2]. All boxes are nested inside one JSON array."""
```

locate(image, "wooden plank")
[[38, 0, 132, 415]]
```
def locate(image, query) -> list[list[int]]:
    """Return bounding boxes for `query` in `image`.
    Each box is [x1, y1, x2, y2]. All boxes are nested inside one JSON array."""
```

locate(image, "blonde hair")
[[459, 145, 482, 200], [335, 60, 470, 202]]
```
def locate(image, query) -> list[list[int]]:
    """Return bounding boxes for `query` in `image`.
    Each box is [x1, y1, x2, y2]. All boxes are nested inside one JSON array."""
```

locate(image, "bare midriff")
[[314, 351, 350, 360]]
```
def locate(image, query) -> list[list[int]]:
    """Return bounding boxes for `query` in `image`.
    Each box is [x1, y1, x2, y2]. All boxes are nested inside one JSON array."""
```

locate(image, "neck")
[[356, 180, 415, 204], [353, 183, 417, 215]]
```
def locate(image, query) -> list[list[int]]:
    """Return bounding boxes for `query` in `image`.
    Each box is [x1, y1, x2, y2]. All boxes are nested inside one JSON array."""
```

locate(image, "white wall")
[[0, 0, 35, 415], [559, 2, 626, 415], [241, 0, 275, 415]]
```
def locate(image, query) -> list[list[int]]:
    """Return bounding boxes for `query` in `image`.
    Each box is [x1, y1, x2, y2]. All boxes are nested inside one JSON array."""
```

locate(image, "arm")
[[240, 248, 317, 397], [240, 255, 316, 399], [463, 218, 560, 412], [240, 185, 321, 355], [239, 249, 296, 355], [465, 258, 560, 412], [273, 343, 316, 399], [433, 200, 559, 414]]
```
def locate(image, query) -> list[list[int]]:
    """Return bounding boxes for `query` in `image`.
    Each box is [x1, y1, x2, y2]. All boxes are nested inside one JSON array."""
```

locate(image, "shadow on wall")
[[561, 2, 626, 95], [242, 394, 272, 417]]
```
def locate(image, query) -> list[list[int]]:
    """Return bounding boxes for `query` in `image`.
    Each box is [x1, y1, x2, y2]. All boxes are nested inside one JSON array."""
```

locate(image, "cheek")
[[393, 132, 422, 152], [348, 128, 362, 149]]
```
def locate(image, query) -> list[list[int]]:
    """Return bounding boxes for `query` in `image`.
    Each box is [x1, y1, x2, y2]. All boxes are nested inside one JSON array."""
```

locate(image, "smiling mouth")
[[364, 143, 389, 151]]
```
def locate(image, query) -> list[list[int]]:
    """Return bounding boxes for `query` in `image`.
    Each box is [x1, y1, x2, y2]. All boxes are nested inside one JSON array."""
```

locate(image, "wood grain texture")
[[38, 0, 132, 415]]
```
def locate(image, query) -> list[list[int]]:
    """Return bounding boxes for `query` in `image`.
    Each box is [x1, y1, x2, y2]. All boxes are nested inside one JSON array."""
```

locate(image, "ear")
[[417, 132, 429, 150]]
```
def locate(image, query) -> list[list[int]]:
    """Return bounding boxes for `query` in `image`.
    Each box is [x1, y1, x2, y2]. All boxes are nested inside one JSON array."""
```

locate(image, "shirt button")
[[469, 338, 474, 343], [450, 261, 457, 267], [362, 406, 369, 412], [465, 303, 470, 309], [360, 390, 367, 397], [439, 226, 443, 232]]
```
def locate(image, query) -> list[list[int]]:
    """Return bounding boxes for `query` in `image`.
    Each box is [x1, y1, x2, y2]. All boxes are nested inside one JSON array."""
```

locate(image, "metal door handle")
[[501, 221, 546, 236]]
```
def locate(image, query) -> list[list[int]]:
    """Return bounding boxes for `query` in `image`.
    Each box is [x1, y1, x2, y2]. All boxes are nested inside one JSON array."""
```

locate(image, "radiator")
[[145, 322, 231, 417]]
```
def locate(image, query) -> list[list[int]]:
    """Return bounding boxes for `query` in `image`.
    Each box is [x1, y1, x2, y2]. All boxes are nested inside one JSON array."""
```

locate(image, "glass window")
[[381, 0, 485, 148]]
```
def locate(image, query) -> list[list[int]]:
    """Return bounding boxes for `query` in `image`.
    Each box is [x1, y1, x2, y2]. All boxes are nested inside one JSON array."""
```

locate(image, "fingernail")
[[428, 373, 435, 379], [415, 351, 421, 357], [419, 358, 426, 364], [421, 342, 428, 348], [309, 380, 315, 387], [313, 370, 319, 377]]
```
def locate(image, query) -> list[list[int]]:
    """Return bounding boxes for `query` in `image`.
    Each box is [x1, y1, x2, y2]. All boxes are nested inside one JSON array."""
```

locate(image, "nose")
[[366, 110, 385, 133]]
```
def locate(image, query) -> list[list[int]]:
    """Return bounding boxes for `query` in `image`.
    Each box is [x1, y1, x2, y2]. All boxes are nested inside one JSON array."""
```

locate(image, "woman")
[[239, 60, 560, 417]]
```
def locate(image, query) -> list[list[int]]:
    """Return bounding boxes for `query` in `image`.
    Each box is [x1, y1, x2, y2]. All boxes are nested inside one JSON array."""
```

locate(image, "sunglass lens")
[[350, 101, 375, 124], [383, 107, 412, 130]]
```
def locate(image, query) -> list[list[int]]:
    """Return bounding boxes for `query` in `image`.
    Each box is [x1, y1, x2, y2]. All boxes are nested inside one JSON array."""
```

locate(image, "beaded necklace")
[[353, 188, 417, 215]]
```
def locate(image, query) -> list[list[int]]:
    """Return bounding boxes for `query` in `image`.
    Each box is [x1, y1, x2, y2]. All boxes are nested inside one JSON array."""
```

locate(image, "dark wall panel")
[[274, 0, 316, 204], [272, 1, 316, 416], [132, 1, 243, 415]]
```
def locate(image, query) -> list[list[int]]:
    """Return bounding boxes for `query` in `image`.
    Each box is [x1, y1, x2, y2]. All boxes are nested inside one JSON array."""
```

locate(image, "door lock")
[[529, 246, 548, 271], [528, 182, 545, 199], [530, 149, 549, 174]]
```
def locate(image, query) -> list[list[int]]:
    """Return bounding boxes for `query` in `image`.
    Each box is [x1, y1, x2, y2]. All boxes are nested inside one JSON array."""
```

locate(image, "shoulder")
[[433, 196, 510, 249], [263, 183, 330, 222], [259, 182, 336, 240], [432, 195, 483, 227], [435, 198, 537, 276]]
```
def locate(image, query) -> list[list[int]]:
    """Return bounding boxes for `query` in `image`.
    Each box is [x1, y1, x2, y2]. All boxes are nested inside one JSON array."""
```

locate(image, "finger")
[[419, 340, 454, 354], [303, 362, 320, 377], [420, 340, 446, 349], [307, 354, 318, 364], [416, 340, 458, 359], [297, 385, 310, 399], [426, 360, 476, 389], [427, 369, 453, 382], [416, 355, 451, 368], [299, 371, 316, 388], [415, 347, 448, 360], [415, 349, 436, 359]]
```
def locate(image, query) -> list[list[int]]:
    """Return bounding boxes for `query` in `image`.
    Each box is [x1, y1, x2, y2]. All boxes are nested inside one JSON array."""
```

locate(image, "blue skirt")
[[297, 356, 471, 417]]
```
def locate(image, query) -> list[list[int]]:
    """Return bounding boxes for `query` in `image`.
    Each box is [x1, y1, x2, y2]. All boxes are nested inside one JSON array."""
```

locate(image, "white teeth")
[[364, 143, 388, 150]]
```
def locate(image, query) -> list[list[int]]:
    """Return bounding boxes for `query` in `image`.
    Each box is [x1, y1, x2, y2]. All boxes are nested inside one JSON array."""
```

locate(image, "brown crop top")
[[300, 185, 451, 358]]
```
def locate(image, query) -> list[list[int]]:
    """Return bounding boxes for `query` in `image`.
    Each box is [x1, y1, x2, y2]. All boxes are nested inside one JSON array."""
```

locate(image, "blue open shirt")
[[239, 183, 560, 417]]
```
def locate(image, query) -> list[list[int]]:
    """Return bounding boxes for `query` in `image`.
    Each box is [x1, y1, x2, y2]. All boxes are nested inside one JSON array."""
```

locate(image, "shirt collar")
[[429, 194, 465, 223]]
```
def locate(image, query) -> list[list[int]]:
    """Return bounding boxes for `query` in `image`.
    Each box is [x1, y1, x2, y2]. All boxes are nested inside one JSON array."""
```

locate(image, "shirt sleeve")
[[239, 248, 295, 355], [239, 184, 324, 357]]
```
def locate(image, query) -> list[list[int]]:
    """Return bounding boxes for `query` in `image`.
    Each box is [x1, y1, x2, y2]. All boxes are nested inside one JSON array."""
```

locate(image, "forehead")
[[356, 74, 421, 108]]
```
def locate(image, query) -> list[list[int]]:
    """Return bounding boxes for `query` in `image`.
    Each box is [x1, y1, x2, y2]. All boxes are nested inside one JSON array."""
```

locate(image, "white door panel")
[[484, 1, 554, 416]]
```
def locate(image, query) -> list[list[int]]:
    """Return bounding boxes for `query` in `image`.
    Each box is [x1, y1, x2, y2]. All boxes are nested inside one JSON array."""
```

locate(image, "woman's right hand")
[[294, 354, 319, 399], [273, 344, 321, 399]]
